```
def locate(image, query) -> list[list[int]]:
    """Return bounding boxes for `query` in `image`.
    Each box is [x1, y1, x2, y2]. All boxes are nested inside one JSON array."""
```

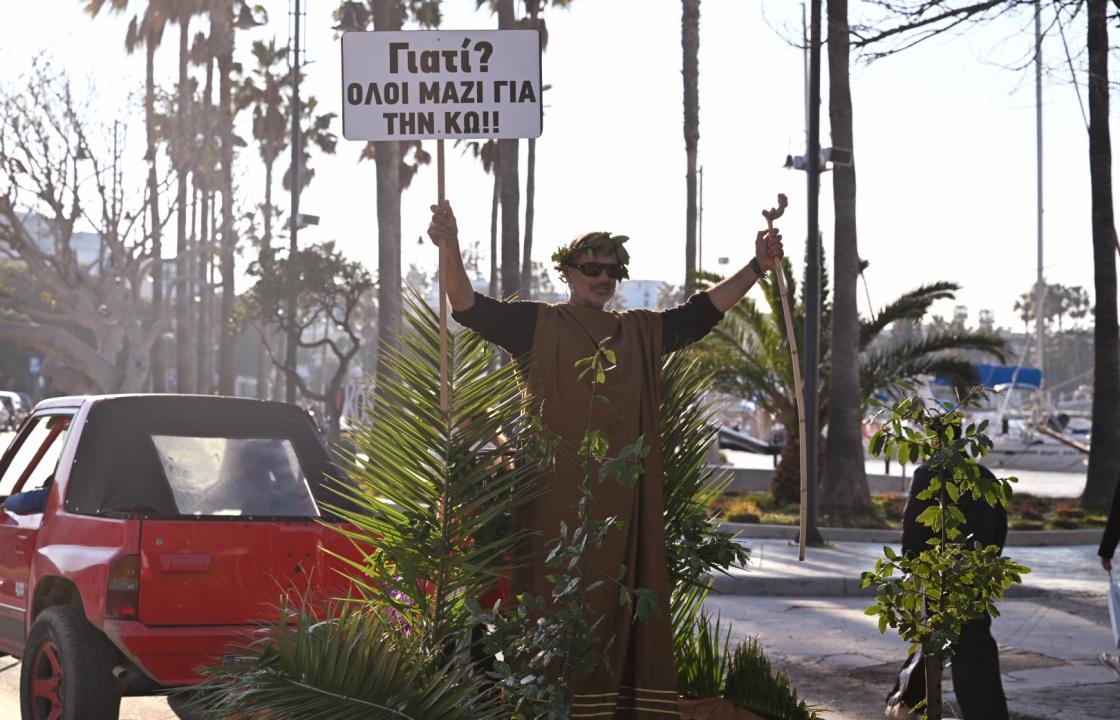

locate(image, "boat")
[[929, 365, 1089, 473]]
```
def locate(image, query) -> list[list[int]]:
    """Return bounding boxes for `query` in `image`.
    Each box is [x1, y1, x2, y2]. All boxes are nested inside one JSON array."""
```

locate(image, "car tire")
[[20, 605, 122, 720]]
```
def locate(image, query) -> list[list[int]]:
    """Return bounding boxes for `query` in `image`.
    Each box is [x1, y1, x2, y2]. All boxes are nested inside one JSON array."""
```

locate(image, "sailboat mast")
[[1035, 0, 1046, 400]]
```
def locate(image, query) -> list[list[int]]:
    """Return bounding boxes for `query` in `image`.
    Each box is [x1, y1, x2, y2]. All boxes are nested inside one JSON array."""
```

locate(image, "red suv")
[[0, 395, 365, 719]]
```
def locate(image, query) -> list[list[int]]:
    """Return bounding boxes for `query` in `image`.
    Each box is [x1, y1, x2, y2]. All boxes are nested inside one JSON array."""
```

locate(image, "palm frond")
[[195, 602, 505, 720], [661, 351, 748, 589], [327, 290, 544, 658], [860, 282, 961, 348], [860, 329, 1008, 405]]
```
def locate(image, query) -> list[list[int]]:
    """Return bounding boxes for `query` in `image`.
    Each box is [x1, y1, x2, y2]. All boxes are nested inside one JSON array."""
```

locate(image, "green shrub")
[[724, 637, 821, 720]]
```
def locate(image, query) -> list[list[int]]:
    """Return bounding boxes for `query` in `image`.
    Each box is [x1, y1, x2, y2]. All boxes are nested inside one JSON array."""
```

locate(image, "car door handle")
[[159, 555, 212, 573]]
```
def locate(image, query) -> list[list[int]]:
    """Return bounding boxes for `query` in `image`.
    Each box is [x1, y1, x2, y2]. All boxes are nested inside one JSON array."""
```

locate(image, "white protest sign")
[[341, 30, 542, 141]]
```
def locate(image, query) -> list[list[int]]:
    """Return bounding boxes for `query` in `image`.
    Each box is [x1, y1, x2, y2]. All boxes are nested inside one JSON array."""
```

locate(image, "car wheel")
[[20, 605, 122, 720]]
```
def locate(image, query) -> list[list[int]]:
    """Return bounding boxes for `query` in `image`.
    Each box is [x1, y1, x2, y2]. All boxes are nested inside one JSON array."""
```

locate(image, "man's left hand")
[[755, 228, 784, 273]]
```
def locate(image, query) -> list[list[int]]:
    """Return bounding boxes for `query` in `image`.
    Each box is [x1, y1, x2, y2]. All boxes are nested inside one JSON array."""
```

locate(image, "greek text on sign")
[[341, 30, 542, 141]]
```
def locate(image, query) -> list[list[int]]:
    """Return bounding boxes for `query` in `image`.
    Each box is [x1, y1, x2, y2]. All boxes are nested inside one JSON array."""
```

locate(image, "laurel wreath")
[[550, 232, 631, 279]]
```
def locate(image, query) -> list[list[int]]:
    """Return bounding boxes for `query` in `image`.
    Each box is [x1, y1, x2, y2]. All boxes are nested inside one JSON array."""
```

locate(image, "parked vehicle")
[[0, 391, 27, 430], [0, 395, 367, 719], [0, 399, 10, 432]]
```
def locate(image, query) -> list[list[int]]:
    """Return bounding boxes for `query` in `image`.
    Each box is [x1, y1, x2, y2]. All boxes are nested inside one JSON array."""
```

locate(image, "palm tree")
[[1082, 0, 1120, 511], [237, 38, 289, 399], [213, 0, 238, 395], [458, 139, 500, 296], [498, 0, 522, 298], [85, 0, 173, 391], [693, 262, 1008, 511], [190, 29, 219, 394], [682, 0, 700, 288], [338, 1, 440, 388], [822, 0, 869, 523], [235, 39, 336, 399], [189, 293, 747, 716], [193, 292, 541, 717], [172, 4, 205, 394]]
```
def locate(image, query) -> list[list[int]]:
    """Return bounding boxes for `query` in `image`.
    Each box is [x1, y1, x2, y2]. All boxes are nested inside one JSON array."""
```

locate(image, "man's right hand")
[[1103, 556, 1113, 572], [428, 200, 459, 249]]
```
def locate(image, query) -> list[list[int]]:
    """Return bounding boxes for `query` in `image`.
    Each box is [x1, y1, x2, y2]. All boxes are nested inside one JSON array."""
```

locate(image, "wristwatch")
[[748, 257, 764, 278]]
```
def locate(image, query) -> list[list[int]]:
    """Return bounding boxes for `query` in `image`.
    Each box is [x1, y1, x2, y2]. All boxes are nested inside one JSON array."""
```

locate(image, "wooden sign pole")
[[762, 194, 809, 561], [438, 139, 449, 414]]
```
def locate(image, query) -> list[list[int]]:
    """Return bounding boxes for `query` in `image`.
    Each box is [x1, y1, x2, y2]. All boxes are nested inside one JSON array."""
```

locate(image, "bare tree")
[[848, 0, 1117, 508], [0, 64, 176, 393], [241, 241, 374, 445]]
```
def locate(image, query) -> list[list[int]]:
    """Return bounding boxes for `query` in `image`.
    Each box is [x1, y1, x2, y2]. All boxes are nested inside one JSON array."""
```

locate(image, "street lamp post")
[[286, 0, 303, 404]]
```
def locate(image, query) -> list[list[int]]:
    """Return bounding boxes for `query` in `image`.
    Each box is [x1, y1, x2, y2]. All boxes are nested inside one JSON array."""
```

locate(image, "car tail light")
[[107, 555, 140, 619]]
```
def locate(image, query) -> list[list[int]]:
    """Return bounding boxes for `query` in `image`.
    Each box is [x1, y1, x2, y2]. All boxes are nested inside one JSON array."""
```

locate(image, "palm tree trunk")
[[1082, 0, 1120, 510], [197, 187, 211, 393], [490, 147, 501, 298], [521, 137, 536, 298], [682, 0, 700, 289], [498, 0, 521, 299], [175, 16, 194, 393], [196, 53, 215, 395], [216, 4, 237, 396], [822, 0, 873, 524], [372, 0, 404, 386], [257, 158, 275, 400], [146, 41, 166, 392]]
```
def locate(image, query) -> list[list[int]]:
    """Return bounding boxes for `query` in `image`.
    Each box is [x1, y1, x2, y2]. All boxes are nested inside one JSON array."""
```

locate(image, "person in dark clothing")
[[886, 464, 1009, 720], [428, 200, 783, 720], [1098, 480, 1120, 676], [1098, 479, 1120, 573]]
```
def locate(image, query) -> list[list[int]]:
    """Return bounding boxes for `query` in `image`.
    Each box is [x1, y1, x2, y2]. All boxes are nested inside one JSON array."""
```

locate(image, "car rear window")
[[151, 435, 319, 517], [63, 396, 350, 518]]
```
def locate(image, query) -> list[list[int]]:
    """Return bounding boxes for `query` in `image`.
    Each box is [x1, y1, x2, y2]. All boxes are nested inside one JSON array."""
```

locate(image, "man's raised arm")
[[427, 200, 476, 312], [705, 227, 784, 313]]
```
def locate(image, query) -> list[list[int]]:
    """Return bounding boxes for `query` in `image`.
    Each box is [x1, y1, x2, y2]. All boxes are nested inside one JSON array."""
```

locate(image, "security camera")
[[296, 213, 320, 228]]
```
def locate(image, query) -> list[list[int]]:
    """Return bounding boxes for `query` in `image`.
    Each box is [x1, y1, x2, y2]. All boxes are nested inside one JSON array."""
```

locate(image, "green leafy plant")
[[724, 638, 820, 720], [190, 292, 543, 718], [470, 338, 657, 718], [188, 304, 764, 719], [195, 600, 505, 720], [675, 611, 732, 700], [661, 351, 750, 591], [691, 259, 1007, 502], [674, 611, 821, 720], [862, 390, 1030, 720]]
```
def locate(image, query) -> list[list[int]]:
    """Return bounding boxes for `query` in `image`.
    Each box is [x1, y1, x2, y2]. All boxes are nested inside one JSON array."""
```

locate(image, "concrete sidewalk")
[[702, 539, 1118, 719], [710, 538, 1109, 597]]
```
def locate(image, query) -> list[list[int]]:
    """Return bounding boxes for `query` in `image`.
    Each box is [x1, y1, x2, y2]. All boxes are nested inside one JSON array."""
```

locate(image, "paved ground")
[[2, 427, 1114, 717], [704, 538, 1119, 720]]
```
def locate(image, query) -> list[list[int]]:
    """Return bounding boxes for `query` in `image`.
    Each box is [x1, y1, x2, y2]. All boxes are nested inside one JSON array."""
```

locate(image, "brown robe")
[[522, 302, 679, 719]]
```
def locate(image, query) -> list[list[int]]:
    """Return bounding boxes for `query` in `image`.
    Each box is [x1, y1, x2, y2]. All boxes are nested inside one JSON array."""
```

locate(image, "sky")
[[0, 0, 1111, 331]]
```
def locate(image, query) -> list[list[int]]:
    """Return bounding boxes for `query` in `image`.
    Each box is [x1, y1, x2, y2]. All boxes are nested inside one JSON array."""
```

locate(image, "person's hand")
[[427, 200, 459, 249], [754, 227, 784, 272], [1102, 556, 1113, 572]]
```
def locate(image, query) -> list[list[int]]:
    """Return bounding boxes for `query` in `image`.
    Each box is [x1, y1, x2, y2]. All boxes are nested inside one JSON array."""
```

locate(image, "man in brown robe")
[[428, 201, 783, 719]]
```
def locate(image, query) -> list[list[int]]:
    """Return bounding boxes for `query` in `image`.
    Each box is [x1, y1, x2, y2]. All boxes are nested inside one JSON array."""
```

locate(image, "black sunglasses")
[[567, 262, 624, 280]]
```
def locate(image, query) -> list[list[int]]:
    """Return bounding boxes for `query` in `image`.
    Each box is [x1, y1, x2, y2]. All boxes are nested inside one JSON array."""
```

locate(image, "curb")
[[706, 573, 1049, 598], [718, 523, 1103, 547]]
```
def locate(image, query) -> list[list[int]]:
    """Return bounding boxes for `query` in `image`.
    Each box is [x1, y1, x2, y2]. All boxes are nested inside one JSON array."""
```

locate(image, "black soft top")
[[63, 396, 343, 518]]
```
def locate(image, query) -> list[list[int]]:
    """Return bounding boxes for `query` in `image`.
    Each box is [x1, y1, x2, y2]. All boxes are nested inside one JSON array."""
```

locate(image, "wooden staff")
[[437, 139, 448, 414], [762, 194, 809, 561]]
